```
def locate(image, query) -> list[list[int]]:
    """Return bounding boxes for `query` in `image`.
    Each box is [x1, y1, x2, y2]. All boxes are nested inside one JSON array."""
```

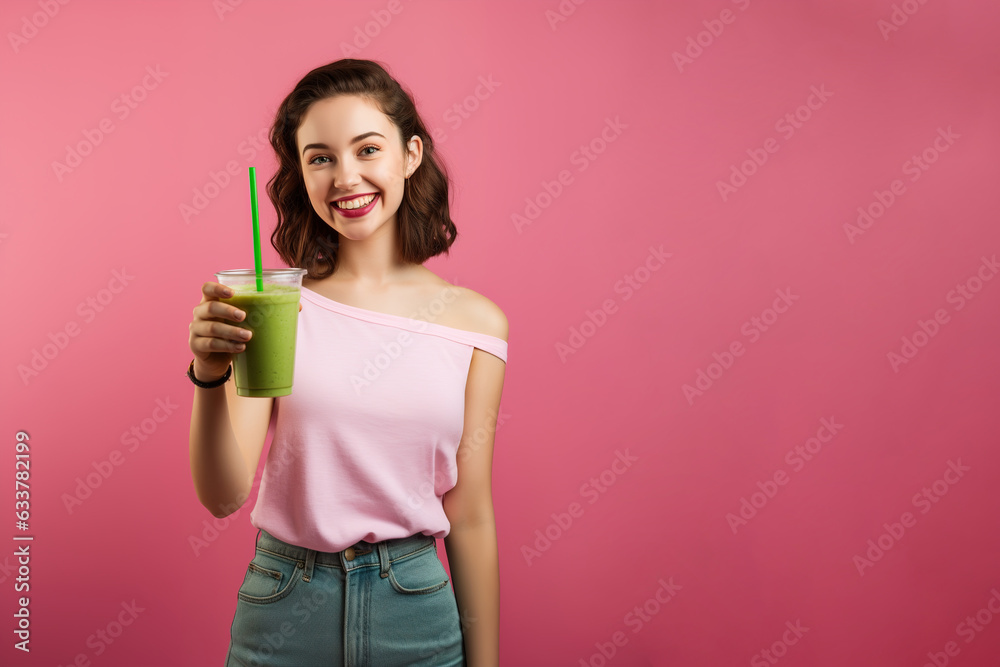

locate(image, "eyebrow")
[[301, 131, 386, 156]]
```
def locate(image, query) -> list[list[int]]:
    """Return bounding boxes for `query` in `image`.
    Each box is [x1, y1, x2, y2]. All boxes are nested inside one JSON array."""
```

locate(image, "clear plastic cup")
[[214, 268, 307, 397]]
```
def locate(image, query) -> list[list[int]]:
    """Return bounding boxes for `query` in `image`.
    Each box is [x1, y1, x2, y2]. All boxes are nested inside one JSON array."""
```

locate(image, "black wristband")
[[187, 359, 232, 388]]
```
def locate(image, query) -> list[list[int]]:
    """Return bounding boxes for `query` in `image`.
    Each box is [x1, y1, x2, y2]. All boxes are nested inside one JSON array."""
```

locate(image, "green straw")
[[249, 167, 263, 292]]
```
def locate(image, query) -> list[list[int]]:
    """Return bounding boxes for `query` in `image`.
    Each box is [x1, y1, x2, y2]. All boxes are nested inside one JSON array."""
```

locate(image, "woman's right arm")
[[187, 281, 278, 518]]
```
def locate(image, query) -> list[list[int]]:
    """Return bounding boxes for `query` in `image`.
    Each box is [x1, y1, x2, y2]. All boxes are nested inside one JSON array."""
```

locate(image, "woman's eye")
[[308, 145, 379, 165]]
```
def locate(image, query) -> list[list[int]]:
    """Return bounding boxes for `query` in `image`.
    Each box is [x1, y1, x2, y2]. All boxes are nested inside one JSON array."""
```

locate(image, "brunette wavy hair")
[[267, 59, 456, 279]]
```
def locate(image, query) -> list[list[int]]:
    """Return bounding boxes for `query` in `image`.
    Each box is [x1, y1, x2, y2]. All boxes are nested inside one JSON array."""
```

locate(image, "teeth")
[[335, 193, 376, 209]]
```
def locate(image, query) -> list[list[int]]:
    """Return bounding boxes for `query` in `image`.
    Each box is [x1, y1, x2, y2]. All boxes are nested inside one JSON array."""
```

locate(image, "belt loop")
[[378, 540, 391, 579], [302, 548, 316, 583]]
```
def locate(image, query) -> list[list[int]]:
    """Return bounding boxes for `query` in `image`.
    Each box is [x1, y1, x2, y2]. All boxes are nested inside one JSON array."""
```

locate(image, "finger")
[[203, 281, 234, 300], [196, 300, 245, 323], [210, 300, 245, 321], [192, 330, 245, 353], [193, 319, 251, 342]]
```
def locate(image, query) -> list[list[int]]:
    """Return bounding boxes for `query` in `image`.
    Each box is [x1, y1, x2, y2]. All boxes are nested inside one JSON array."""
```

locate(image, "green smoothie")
[[220, 283, 302, 397]]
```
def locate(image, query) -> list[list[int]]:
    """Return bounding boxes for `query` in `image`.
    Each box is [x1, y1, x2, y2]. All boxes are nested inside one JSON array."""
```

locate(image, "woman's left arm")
[[443, 299, 508, 667]]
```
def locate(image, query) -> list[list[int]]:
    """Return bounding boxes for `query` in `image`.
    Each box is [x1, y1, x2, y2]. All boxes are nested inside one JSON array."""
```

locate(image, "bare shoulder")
[[453, 286, 508, 342], [420, 270, 507, 341]]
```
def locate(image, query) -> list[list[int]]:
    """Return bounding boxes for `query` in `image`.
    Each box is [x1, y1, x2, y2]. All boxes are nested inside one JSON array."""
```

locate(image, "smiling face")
[[296, 95, 421, 243]]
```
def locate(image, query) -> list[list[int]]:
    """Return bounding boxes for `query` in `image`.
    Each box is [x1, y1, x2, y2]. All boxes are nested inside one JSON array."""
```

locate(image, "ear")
[[405, 134, 423, 177]]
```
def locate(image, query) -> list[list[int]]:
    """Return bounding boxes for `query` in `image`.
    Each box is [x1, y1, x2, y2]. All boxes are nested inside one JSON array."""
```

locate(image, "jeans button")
[[344, 547, 356, 561]]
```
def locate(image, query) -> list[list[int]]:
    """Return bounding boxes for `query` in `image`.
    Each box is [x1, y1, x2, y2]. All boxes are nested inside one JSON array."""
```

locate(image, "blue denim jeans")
[[224, 528, 467, 666]]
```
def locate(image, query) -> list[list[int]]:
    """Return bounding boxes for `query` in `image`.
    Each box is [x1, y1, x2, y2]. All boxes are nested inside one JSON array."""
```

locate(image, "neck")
[[330, 232, 415, 289]]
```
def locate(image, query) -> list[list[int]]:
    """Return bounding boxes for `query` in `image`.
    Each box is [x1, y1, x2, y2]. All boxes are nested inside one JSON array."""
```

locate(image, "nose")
[[332, 159, 362, 191]]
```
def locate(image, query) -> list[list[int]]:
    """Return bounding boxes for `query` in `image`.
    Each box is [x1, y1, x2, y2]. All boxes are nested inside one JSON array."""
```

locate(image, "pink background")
[[3, 0, 1000, 665]]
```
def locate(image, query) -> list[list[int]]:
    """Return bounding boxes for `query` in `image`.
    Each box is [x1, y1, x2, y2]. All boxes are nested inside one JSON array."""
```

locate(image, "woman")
[[187, 59, 507, 667]]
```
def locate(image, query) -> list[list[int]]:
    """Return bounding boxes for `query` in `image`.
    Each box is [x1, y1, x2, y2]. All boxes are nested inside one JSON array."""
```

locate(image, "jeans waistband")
[[254, 528, 436, 570]]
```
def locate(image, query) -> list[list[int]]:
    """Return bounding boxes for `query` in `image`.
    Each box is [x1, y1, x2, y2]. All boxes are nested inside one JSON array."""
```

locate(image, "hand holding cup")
[[188, 281, 302, 385], [212, 269, 307, 397]]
